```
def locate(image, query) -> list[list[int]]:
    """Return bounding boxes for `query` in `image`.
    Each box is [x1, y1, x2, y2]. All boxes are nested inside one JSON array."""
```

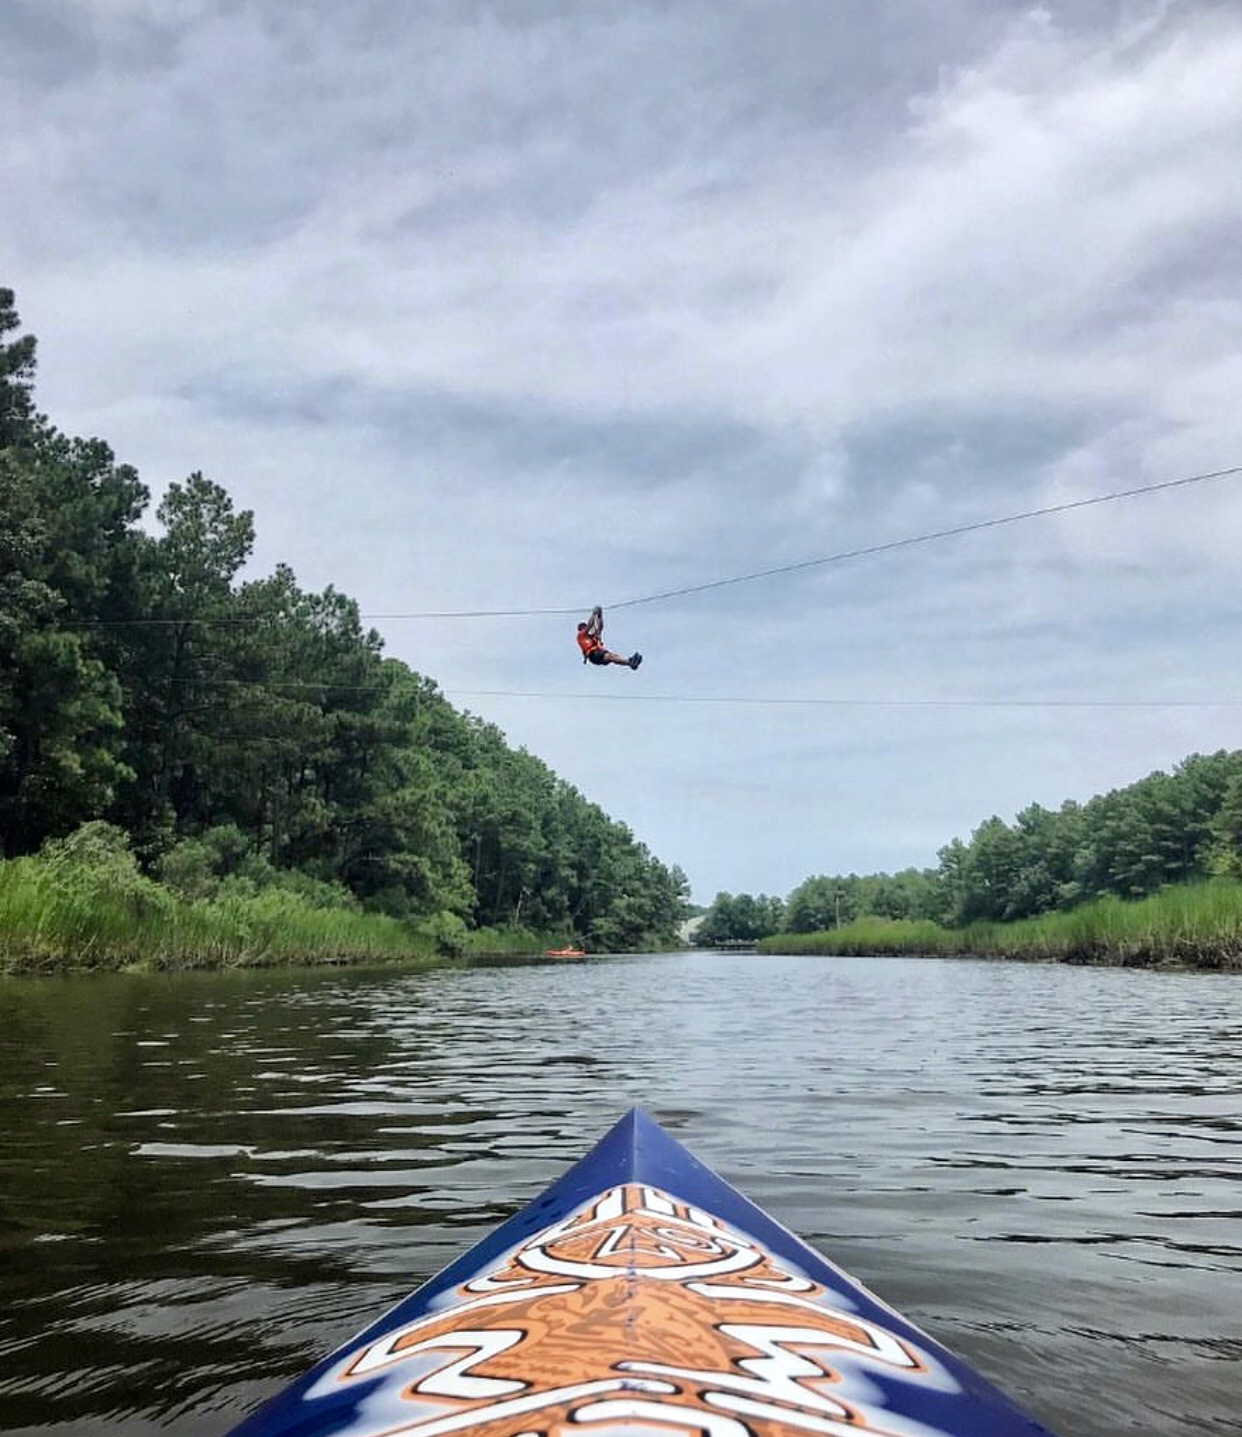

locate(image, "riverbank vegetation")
[[701, 748, 1242, 969], [0, 288, 688, 972], [759, 882, 1242, 969], [0, 822, 434, 973], [0, 822, 580, 973]]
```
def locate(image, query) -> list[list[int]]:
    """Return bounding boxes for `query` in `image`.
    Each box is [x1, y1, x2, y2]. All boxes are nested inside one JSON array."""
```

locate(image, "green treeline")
[[0, 288, 688, 970], [696, 749, 1242, 965]]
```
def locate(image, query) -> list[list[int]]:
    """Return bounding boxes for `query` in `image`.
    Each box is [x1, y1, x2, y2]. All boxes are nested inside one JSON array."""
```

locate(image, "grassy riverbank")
[[0, 856, 439, 975], [0, 825, 591, 976], [0, 827, 394, 973], [758, 881, 1242, 969]]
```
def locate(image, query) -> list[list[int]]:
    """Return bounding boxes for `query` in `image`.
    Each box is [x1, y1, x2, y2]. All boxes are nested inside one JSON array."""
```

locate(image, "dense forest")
[[0, 287, 688, 957], [696, 749, 1242, 946]]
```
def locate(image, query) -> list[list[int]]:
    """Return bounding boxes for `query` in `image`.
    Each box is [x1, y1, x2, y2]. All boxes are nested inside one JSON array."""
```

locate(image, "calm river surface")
[[0, 951, 1239, 1436]]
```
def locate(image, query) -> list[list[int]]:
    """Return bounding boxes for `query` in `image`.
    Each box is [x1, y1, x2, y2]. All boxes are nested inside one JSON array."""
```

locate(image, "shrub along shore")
[[757, 881, 1242, 970], [0, 827, 572, 976]]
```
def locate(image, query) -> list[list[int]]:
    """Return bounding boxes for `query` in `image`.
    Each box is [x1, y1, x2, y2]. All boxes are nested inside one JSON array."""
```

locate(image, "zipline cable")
[[604, 463, 1242, 610], [66, 461, 1242, 626]]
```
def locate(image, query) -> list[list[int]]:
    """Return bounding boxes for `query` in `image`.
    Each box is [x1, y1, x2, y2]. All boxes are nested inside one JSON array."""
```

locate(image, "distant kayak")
[[544, 946, 586, 958], [225, 1107, 1056, 1437]]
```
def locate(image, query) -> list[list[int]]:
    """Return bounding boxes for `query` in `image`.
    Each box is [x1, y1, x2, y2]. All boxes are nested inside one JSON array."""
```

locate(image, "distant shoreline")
[[756, 881, 1242, 972], [756, 943, 1242, 972]]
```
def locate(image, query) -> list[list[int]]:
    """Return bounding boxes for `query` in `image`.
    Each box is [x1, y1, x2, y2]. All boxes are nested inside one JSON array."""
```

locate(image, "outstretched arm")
[[585, 605, 603, 638]]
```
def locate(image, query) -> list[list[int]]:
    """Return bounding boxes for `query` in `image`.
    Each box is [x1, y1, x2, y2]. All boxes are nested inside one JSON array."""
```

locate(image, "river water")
[[0, 951, 1238, 1436]]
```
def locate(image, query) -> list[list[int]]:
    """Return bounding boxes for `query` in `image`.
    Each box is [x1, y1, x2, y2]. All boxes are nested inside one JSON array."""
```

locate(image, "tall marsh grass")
[[759, 881, 1242, 969], [0, 832, 442, 974]]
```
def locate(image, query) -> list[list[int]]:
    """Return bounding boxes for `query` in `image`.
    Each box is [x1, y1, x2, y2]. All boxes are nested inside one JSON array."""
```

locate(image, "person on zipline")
[[577, 606, 642, 670]]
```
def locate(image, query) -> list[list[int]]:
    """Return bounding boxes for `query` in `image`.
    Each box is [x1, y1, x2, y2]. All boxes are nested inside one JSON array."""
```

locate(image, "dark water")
[[0, 952, 1239, 1437]]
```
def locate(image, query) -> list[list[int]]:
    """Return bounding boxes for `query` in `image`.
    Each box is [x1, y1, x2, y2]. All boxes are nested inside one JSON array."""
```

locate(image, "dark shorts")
[[587, 648, 609, 665]]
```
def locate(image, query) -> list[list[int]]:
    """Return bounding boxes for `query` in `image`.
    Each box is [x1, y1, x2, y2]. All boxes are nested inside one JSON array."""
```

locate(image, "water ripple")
[[1, 953, 1240, 1436]]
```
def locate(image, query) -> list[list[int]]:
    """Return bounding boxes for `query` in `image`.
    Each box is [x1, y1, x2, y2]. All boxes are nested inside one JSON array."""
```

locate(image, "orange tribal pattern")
[[309, 1184, 948, 1437]]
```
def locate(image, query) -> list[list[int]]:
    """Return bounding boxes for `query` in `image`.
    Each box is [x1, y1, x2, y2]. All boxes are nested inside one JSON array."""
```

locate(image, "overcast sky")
[[3, 0, 1242, 903]]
